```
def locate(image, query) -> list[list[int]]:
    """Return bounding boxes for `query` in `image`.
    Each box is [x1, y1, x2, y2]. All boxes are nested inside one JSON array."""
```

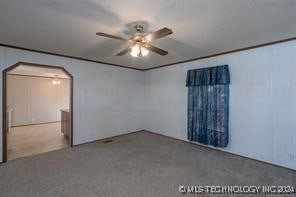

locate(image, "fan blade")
[[144, 27, 173, 41], [96, 32, 127, 41], [144, 44, 168, 56], [116, 46, 133, 56]]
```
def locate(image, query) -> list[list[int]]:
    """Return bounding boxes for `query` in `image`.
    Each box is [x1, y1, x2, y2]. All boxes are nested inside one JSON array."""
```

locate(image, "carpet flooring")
[[0, 131, 295, 197]]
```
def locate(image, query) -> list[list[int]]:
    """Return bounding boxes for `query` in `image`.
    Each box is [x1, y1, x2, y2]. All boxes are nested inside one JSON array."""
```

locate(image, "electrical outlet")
[[288, 154, 295, 161]]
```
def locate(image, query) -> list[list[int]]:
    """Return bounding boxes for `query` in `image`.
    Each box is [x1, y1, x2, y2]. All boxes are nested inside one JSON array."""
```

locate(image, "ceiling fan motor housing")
[[134, 24, 144, 33]]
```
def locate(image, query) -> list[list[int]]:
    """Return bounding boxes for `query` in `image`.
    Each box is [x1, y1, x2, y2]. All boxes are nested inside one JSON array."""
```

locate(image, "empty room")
[[6, 64, 72, 160], [0, 0, 295, 196]]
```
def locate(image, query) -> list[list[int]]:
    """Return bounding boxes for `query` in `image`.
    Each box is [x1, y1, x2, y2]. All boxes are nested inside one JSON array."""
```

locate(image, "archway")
[[2, 62, 73, 162]]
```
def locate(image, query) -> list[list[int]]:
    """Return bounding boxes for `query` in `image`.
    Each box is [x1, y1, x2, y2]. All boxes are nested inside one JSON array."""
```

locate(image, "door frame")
[[2, 62, 74, 162]]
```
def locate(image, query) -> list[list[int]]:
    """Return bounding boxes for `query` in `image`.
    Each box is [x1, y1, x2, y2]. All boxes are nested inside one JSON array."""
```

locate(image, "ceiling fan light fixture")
[[130, 44, 149, 57], [52, 75, 61, 85], [96, 25, 172, 57]]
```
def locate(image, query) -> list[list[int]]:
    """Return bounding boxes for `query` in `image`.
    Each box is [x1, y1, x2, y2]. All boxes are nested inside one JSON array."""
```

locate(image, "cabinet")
[[61, 109, 70, 139]]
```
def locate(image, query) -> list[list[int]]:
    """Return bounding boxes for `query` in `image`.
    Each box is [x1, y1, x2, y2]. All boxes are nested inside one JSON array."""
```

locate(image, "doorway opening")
[[3, 62, 73, 162]]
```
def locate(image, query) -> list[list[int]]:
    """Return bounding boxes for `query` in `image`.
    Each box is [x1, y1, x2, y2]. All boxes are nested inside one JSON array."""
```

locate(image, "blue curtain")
[[186, 65, 230, 147]]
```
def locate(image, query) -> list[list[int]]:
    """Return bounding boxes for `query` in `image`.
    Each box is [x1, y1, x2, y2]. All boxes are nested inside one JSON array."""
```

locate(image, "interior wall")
[[0, 46, 145, 162], [143, 40, 296, 170], [7, 75, 70, 127], [1, 41, 295, 170]]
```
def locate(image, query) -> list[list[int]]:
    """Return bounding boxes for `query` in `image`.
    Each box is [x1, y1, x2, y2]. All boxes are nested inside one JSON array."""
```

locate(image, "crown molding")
[[1, 36, 296, 72], [0, 43, 143, 71], [143, 36, 296, 71]]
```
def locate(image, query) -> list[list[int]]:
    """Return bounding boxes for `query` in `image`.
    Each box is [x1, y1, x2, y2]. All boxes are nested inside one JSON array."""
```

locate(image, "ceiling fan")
[[96, 24, 173, 57]]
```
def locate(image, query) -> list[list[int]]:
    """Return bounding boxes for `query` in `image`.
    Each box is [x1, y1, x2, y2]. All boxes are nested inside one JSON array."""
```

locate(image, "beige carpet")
[[0, 131, 295, 197], [7, 122, 69, 160]]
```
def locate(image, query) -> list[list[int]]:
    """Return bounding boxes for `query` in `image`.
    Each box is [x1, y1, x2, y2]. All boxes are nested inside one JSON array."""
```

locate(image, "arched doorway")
[[2, 62, 73, 162]]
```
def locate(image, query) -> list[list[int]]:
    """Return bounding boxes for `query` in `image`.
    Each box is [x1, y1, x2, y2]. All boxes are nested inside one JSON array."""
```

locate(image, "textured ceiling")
[[1, 0, 296, 69], [8, 64, 70, 78]]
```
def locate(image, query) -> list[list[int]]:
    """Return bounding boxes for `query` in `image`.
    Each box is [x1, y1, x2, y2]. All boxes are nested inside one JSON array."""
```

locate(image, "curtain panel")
[[186, 65, 230, 147]]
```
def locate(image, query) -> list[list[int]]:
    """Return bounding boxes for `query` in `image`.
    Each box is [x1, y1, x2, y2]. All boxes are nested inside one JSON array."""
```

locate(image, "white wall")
[[143, 40, 296, 170], [7, 75, 70, 126], [0, 46, 145, 162], [1, 41, 295, 170]]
